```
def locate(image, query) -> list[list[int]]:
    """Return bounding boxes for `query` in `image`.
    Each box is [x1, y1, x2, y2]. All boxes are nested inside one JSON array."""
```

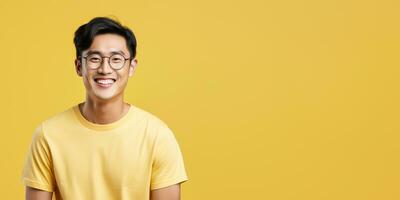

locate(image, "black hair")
[[73, 17, 137, 60]]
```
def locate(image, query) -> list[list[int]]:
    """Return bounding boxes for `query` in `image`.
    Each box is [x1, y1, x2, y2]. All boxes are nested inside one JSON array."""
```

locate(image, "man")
[[21, 17, 189, 200]]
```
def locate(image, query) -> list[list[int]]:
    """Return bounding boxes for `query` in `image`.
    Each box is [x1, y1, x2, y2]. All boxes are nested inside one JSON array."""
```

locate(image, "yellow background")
[[1, 0, 399, 199]]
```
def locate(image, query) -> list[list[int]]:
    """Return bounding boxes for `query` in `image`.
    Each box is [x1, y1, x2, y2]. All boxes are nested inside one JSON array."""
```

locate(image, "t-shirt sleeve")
[[150, 124, 189, 190], [20, 123, 56, 192]]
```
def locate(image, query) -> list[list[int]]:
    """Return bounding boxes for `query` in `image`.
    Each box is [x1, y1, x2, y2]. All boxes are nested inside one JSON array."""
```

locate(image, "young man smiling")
[[21, 17, 189, 200]]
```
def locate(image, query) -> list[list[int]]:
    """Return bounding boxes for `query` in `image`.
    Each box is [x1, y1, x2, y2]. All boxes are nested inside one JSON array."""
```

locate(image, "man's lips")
[[93, 77, 116, 88], [94, 77, 116, 81]]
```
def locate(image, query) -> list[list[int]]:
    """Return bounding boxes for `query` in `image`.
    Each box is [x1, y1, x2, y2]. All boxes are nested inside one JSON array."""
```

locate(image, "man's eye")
[[90, 58, 101, 62], [112, 58, 123, 62]]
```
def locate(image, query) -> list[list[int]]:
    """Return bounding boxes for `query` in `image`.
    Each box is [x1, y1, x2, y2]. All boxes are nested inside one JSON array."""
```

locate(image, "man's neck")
[[79, 96, 130, 125]]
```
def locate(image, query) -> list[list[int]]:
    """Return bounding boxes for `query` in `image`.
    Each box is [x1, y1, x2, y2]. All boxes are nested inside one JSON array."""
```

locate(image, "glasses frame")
[[80, 53, 132, 70]]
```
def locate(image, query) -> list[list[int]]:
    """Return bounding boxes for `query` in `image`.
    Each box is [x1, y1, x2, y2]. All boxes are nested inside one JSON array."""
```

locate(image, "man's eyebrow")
[[86, 50, 127, 56], [114, 50, 126, 56]]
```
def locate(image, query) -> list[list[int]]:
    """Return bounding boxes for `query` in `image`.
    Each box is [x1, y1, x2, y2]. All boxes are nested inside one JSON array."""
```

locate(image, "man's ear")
[[128, 59, 138, 77], [75, 59, 82, 77]]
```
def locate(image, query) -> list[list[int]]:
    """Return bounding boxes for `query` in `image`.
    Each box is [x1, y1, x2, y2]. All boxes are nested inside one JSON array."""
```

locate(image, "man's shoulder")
[[132, 106, 176, 140], [40, 105, 75, 129], [132, 105, 169, 128]]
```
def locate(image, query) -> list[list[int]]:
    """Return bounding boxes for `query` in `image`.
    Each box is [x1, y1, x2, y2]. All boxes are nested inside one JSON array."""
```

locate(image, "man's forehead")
[[84, 49, 128, 56], [83, 34, 130, 56]]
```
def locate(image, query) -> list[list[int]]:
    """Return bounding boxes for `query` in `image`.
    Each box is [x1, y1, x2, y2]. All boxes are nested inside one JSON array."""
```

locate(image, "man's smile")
[[94, 77, 116, 88]]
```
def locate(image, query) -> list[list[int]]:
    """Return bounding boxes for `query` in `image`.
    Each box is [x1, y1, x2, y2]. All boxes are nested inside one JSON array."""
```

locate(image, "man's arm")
[[150, 183, 181, 200], [26, 186, 52, 200]]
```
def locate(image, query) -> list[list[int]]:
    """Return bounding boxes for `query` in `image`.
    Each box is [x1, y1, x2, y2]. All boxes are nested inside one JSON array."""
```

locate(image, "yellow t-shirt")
[[21, 104, 189, 200]]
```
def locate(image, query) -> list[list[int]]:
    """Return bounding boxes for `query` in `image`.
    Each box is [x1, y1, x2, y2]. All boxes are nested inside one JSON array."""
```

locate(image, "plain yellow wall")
[[1, 0, 399, 199]]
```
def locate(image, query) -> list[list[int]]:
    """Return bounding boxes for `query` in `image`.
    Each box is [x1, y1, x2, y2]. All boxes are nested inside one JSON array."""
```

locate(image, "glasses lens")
[[86, 54, 102, 69], [109, 54, 125, 69]]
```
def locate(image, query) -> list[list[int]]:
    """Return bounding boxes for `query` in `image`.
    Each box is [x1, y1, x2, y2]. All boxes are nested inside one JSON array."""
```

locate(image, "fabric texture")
[[21, 104, 188, 200]]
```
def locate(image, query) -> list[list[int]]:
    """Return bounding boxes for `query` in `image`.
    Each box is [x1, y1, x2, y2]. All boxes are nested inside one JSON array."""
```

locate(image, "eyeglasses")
[[80, 53, 131, 70]]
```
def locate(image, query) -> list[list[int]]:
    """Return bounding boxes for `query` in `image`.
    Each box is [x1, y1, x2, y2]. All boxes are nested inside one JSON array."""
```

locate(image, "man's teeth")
[[96, 79, 115, 84]]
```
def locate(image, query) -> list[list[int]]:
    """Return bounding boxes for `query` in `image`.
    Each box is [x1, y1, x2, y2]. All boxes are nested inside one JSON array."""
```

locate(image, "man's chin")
[[91, 92, 116, 101]]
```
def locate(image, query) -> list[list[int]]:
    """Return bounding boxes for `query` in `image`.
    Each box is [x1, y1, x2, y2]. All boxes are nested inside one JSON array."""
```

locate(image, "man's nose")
[[98, 58, 113, 74]]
